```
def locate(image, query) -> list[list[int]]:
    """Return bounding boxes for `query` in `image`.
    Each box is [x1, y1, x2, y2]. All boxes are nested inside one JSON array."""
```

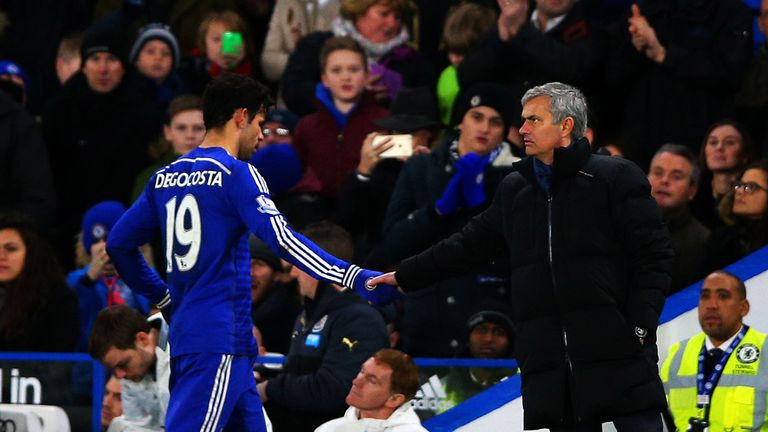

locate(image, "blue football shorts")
[[166, 353, 267, 431]]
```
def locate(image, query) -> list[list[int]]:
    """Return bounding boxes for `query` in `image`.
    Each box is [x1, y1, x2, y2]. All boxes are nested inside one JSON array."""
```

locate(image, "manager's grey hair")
[[521, 82, 588, 140]]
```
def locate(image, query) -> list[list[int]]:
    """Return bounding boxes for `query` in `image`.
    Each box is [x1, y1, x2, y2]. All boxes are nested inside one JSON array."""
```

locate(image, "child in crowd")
[[129, 23, 185, 113], [131, 94, 205, 202], [437, 3, 497, 127], [180, 10, 257, 94], [291, 36, 388, 203]]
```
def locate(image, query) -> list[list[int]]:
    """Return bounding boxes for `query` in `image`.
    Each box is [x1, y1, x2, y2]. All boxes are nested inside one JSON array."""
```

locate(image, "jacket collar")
[[516, 137, 592, 187]]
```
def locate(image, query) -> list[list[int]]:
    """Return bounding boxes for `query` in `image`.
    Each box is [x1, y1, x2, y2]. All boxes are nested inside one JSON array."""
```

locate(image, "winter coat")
[[458, 2, 604, 105], [41, 72, 161, 243], [282, 31, 435, 116], [395, 138, 674, 428], [0, 280, 79, 352], [314, 404, 428, 432], [0, 91, 56, 229], [265, 283, 389, 432], [610, 0, 753, 166], [291, 91, 388, 199]]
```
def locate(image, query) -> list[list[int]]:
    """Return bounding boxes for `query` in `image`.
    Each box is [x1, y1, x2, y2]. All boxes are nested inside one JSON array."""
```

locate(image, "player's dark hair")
[[373, 348, 419, 401], [89, 305, 151, 360], [202, 73, 273, 131]]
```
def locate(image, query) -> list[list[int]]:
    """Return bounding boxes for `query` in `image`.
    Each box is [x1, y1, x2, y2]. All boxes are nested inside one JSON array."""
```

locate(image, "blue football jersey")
[[107, 146, 368, 357]]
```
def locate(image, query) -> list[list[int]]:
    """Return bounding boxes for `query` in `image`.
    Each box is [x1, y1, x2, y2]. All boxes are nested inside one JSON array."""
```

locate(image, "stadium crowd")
[[1, 0, 768, 430]]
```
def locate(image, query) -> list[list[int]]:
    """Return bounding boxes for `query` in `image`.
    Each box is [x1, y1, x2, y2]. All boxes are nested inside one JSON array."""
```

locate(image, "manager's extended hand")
[[353, 270, 402, 305]]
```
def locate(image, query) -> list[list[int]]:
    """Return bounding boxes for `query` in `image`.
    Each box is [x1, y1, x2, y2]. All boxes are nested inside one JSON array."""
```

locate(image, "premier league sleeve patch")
[[736, 344, 759, 364], [305, 334, 321, 348], [256, 195, 280, 215]]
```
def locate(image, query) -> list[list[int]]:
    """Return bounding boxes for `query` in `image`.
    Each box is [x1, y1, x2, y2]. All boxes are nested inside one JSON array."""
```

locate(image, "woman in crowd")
[[0, 212, 79, 351], [705, 159, 768, 271], [281, 0, 435, 116], [693, 119, 759, 228]]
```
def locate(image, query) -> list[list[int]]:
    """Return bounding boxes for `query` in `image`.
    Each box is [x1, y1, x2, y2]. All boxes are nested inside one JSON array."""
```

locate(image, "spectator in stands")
[[661, 270, 768, 430], [315, 348, 427, 432], [281, 0, 436, 116], [693, 120, 759, 229], [129, 23, 185, 116], [260, 0, 340, 83], [0, 212, 78, 352], [257, 222, 389, 432], [368, 82, 518, 357], [647, 144, 709, 294], [705, 159, 768, 272], [291, 36, 389, 202], [334, 87, 440, 262], [440, 302, 517, 414], [131, 95, 205, 202], [0, 90, 56, 231], [89, 305, 170, 432], [42, 27, 160, 269], [249, 235, 301, 355], [458, 0, 603, 113], [249, 109, 303, 197], [612, 0, 753, 167], [101, 374, 123, 431], [180, 10, 257, 94], [371, 82, 674, 431], [731, 0, 768, 153], [55, 33, 82, 85], [67, 201, 151, 352], [437, 3, 497, 127], [0, 61, 29, 106]]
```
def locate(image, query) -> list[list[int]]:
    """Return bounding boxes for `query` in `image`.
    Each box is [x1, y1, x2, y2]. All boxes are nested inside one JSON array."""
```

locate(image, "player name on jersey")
[[155, 170, 223, 189]]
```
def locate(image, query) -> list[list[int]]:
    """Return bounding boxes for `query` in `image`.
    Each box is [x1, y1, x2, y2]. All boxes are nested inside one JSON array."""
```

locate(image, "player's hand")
[[353, 270, 402, 305], [87, 240, 110, 281]]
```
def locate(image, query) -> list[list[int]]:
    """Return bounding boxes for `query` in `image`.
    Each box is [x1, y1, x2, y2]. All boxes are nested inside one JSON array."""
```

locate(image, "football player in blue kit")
[[106, 73, 400, 431]]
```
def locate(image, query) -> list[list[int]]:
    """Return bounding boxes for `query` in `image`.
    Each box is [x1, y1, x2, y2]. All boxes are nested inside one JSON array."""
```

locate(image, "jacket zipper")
[[547, 193, 579, 423]]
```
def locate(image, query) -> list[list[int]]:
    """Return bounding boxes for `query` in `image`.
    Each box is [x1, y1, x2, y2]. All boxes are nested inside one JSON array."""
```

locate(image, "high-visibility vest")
[[661, 328, 768, 431]]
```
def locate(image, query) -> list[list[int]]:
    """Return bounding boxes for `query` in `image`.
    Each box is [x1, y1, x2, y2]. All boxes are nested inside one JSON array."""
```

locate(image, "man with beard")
[[105, 73, 399, 431], [661, 270, 768, 431]]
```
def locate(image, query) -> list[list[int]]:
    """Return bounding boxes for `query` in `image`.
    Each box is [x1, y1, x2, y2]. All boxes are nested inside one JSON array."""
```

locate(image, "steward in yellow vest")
[[661, 270, 768, 431]]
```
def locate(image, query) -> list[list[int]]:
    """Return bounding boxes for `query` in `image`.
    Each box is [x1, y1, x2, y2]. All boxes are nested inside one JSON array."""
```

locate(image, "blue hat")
[[0, 61, 29, 88], [82, 201, 126, 252], [265, 109, 299, 133], [249, 144, 302, 194]]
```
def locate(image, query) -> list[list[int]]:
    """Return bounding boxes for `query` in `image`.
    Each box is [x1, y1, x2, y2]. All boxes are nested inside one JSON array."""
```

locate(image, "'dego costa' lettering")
[[155, 170, 223, 189]]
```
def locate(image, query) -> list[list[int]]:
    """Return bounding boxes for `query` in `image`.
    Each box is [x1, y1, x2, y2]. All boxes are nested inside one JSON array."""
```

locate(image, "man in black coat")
[[42, 28, 161, 268], [370, 82, 674, 430]]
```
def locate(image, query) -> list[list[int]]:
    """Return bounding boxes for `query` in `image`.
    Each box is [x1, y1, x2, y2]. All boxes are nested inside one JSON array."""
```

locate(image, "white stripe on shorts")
[[201, 354, 233, 432]]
